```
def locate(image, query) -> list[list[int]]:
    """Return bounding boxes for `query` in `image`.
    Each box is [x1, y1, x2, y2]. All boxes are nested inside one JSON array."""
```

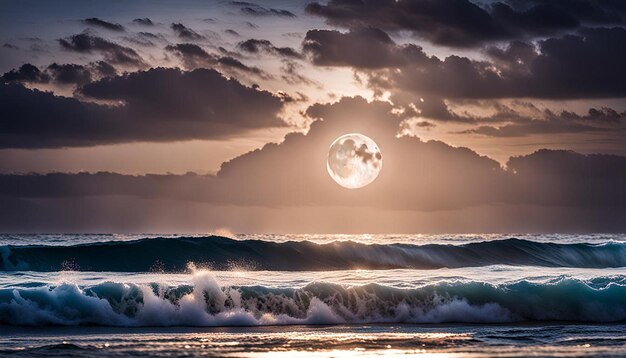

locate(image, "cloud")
[[303, 27, 626, 100], [2, 62, 117, 87], [83, 18, 125, 32], [2, 63, 50, 83], [415, 121, 435, 129], [0, 97, 624, 229], [205, 97, 626, 212], [0, 67, 286, 148], [125, 32, 162, 47], [275, 90, 308, 103], [230, 1, 296, 17], [132, 18, 154, 26], [225, 29, 241, 37], [213, 97, 507, 209], [91, 61, 117, 77], [305, 0, 626, 47], [460, 107, 626, 137], [0, 97, 624, 231], [171, 23, 204, 41], [463, 121, 598, 137], [303, 28, 427, 68], [238, 39, 303, 59], [78, 66, 283, 128], [506, 149, 626, 209], [59, 33, 146, 68], [165, 43, 271, 78], [217, 56, 272, 79], [280, 60, 318, 87], [45, 63, 94, 86], [3, 43, 19, 50], [165, 43, 215, 68]]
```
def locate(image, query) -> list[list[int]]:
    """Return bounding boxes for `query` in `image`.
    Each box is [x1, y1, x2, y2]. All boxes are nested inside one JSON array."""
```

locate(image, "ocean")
[[1, 234, 626, 357]]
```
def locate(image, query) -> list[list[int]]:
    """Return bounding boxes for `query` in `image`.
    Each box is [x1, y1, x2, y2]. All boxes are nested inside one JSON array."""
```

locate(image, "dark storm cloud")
[[2, 62, 117, 87], [165, 43, 271, 78], [559, 107, 626, 123], [230, 1, 296, 17], [78, 66, 283, 128], [132, 18, 154, 26], [304, 27, 626, 100], [0, 68, 285, 148], [461, 107, 626, 137], [165, 43, 215, 68], [406, 97, 626, 136], [83, 18, 125, 32], [238, 39, 303, 59], [171, 23, 204, 41], [91, 61, 117, 77], [45, 63, 93, 86], [1, 98, 624, 228], [515, 27, 626, 98], [305, 0, 626, 47], [2, 64, 50, 83], [303, 28, 427, 68], [59, 33, 146, 68]]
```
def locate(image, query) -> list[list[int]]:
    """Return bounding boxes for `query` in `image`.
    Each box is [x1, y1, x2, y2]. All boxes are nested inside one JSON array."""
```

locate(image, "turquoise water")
[[1, 234, 625, 356]]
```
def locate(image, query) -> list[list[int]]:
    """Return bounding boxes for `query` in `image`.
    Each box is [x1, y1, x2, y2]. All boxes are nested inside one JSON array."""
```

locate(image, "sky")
[[0, 0, 625, 233]]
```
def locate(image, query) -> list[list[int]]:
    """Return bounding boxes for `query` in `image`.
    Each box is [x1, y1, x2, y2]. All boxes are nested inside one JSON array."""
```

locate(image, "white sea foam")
[[1, 270, 625, 326]]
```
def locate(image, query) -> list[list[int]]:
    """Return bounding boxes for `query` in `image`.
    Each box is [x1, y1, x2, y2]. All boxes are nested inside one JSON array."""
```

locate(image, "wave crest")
[[1, 272, 626, 326], [2, 236, 626, 272]]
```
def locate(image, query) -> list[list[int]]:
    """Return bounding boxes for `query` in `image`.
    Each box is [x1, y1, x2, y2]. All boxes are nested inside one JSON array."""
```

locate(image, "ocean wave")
[[1, 236, 626, 272], [1, 272, 626, 326]]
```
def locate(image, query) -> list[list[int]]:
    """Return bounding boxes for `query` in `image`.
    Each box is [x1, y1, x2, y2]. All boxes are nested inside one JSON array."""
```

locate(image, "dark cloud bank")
[[302, 26, 626, 137], [303, 27, 626, 99], [2, 62, 117, 87], [1, 98, 624, 232], [0, 2, 625, 232], [0, 67, 285, 148], [301, 0, 626, 139], [306, 0, 626, 47]]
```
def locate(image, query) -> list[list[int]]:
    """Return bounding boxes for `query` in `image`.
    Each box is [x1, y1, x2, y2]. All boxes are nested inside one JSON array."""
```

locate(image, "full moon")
[[327, 133, 383, 189]]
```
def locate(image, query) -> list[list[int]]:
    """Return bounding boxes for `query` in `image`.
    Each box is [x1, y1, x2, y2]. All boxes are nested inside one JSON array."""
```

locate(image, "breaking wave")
[[1, 236, 626, 272], [1, 272, 626, 326]]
